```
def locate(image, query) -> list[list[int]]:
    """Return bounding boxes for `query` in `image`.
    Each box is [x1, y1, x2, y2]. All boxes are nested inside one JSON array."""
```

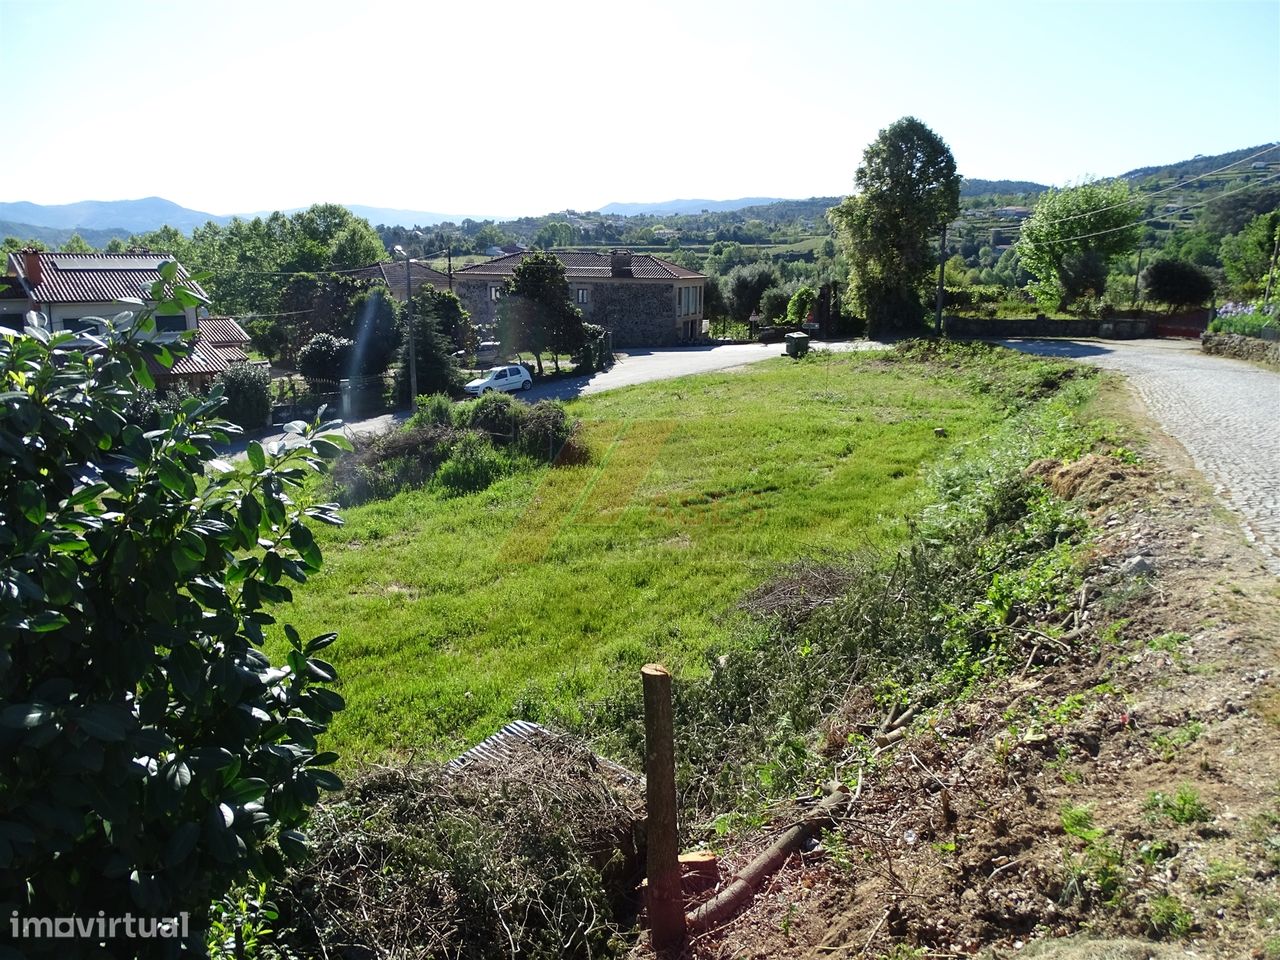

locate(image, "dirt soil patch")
[[634, 384, 1280, 959]]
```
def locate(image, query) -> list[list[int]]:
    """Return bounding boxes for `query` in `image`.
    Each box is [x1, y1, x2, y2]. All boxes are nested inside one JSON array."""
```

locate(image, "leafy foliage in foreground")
[[0, 297, 348, 953]]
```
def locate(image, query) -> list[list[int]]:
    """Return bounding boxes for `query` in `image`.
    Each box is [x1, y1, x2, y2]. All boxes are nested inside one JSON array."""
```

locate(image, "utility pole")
[[934, 223, 947, 336], [1132, 249, 1144, 308], [394, 245, 418, 401]]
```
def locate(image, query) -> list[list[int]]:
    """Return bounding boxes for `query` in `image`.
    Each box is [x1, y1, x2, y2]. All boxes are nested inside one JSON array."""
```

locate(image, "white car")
[[464, 364, 533, 396]]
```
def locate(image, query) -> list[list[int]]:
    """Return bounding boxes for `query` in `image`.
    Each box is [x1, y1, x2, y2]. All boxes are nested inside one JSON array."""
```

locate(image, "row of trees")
[[825, 117, 1275, 335]]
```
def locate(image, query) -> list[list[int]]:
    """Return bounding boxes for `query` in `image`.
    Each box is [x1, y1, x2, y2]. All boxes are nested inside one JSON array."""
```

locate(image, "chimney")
[[610, 248, 633, 278], [21, 248, 42, 288]]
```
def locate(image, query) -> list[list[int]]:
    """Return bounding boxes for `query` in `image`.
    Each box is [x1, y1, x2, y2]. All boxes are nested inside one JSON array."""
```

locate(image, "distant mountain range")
[[2, 144, 1272, 246], [598, 197, 787, 216]]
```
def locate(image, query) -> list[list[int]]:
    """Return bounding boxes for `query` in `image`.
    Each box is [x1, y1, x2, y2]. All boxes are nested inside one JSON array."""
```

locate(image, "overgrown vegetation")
[[572, 341, 1099, 826], [330, 392, 578, 507]]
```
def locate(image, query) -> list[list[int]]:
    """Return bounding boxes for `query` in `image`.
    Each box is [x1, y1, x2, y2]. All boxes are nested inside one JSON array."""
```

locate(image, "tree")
[[62, 233, 94, 253], [759, 285, 791, 322], [1017, 180, 1142, 310], [787, 285, 817, 325], [830, 116, 960, 336], [347, 288, 401, 377], [723, 262, 780, 323], [1220, 210, 1280, 297], [497, 251, 583, 375], [1141, 258, 1215, 312], [411, 285, 476, 353], [0, 281, 349, 949]]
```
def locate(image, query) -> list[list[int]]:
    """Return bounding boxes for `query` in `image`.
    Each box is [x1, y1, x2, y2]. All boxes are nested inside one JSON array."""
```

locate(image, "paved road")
[[1002, 338, 1280, 573]]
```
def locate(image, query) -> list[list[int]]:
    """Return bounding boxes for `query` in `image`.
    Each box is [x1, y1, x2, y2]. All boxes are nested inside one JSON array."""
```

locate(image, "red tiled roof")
[[197, 315, 251, 347], [349, 260, 452, 301], [6, 252, 210, 306], [456, 250, 705, 281], [163, 341, 231, 377]]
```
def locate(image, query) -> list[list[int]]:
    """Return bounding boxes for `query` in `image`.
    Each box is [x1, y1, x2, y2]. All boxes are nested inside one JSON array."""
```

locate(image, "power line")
[[1018, 170, 1280, 249], [1028, 144, 1280, 227]]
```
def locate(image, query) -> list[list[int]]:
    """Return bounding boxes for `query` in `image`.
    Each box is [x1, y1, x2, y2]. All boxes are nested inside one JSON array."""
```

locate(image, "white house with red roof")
[[0, 249, 209, 336]]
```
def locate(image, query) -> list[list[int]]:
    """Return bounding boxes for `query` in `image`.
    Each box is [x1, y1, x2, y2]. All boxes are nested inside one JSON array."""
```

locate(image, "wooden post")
[[642, 663, 686, 951]]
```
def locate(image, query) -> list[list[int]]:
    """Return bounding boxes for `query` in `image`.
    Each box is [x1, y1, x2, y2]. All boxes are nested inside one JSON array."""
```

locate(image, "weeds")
[[1059, 803, 1126, 909], [1152, 721, 1203, 761], [1147, 893, 1195, 939], [1145, 784, 1212, 824]]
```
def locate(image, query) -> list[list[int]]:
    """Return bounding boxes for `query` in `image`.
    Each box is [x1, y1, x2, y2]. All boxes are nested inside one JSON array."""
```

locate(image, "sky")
[[2, 0, 1277, 219]]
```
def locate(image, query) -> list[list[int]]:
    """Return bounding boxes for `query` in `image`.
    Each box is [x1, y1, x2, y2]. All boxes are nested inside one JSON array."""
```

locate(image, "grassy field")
[[276, 350, 1015, 761]]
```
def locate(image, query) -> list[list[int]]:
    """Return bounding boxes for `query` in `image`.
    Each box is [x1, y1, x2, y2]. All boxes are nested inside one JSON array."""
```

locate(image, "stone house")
[[453, 249, 707, 347], [0, 249, 208, 335]]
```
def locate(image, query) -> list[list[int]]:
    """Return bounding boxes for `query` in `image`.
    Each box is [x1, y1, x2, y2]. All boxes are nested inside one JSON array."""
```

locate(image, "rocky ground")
[[640, 375, 1280, 960]]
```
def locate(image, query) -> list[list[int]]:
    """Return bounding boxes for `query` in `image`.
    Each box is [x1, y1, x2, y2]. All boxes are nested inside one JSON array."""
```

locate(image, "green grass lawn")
[[275, 351, 1009, 761]]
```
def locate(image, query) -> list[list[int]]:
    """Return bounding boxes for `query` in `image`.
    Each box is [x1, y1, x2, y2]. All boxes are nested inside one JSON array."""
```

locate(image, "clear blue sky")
[[2, 0, 1276, 217]]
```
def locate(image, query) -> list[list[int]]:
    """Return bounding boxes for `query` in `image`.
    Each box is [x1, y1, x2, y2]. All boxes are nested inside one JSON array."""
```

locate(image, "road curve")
[[1002, 338, 1280, 574]]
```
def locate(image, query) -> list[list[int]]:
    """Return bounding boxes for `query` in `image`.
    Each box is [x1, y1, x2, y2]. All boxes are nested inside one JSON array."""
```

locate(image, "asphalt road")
[[1001, 337, 1280, 574]]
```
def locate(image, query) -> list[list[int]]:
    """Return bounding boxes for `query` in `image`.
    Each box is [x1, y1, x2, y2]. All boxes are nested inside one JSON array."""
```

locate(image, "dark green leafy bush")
[[0, 292, 348, 952], [212, 362, 271, 429], [518, 400, 573, 461], [297, 333, 353, 387]]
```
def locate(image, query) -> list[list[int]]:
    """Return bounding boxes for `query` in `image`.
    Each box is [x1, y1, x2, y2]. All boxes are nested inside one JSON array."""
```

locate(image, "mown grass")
[[274, 349, 1052, 761]]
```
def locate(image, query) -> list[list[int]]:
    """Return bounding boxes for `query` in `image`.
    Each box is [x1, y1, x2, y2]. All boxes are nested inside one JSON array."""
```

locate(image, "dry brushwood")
[[274, 738, 644, 960]]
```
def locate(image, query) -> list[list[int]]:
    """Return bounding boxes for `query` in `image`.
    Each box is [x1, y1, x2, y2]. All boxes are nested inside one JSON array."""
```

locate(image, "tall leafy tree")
[[1016, 180, 1142, 310], [497, 252, 583, 374], [831, 116, 960, 336]]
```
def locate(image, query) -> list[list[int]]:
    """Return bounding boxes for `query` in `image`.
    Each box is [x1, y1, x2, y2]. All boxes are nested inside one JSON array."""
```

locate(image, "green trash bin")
[[784, 331, 810, 357]]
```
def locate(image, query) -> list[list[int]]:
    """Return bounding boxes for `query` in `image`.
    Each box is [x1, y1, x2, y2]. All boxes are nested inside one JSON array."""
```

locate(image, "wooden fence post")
[[642, 663, 686, 951]]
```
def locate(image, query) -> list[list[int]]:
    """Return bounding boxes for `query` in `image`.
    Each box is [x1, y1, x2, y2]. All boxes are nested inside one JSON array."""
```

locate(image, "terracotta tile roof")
[[196, 315, 251, 347], [6, 251, 210, 305], [163, 341, 232, 377], [456, 250, 705, 281], [349, 260, 452, 301]]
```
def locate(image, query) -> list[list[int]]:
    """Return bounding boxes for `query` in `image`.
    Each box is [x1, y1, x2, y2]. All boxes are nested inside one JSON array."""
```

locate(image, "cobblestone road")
[[1003, 338, 1280, 574]]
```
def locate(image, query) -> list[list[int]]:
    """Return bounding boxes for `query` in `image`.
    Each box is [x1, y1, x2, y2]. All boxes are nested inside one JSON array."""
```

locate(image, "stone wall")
[[942, 316, 1152, 339], [1201, 332, 1280, 369], [588, 281, 679, 346], [454, 280, 498, 329]]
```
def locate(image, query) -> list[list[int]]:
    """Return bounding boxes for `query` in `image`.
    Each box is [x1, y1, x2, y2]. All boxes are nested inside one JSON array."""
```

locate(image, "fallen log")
[[686, 781, 851, 933]]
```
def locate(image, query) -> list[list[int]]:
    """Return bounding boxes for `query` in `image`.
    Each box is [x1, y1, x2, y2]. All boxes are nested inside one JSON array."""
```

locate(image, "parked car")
[[464, 365, 533, 396], [453, 340, 503, 365]]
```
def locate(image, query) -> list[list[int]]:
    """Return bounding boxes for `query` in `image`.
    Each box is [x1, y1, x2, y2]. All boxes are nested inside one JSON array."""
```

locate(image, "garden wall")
[[1200, 332, 1280, 369], [942, 316, 1153, 339]]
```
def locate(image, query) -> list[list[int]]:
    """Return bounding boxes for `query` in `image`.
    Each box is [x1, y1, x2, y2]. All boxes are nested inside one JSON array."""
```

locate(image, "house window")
[[576, 288, 588, 304], [63, 317, 100, 334], [489, 285, 503, 302], [155, 314, 187, 333]]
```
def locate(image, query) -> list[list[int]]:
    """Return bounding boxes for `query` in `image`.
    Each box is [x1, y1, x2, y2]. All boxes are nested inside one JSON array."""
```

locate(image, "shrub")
[[437, 431, 505, 495], [454, 390, 526, 443], [0, 301, 348, 947], [408, 392, 454, 429], [331, 423, 456, 507], [519, 400, 574, 462], [759, 285, 792, 322], [1142, 258, 1214, 311], [1208, 301, 1278, 338], [213, 362, 271, 429], [298, 333, 353, 387]]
